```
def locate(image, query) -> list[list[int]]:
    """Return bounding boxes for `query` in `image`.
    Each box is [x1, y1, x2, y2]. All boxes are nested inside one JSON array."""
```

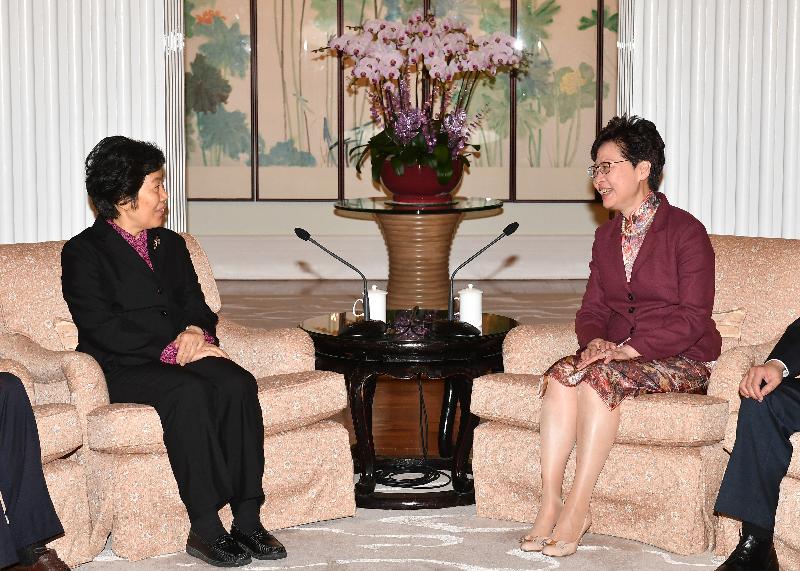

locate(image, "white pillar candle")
[[457, 283, 483, 331], [367, 285, 387, 322]]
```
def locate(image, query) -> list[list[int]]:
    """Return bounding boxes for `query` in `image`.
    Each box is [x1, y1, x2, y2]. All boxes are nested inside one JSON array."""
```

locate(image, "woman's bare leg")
[[550, 381, 621, 541], [524, 378, 579, 540]]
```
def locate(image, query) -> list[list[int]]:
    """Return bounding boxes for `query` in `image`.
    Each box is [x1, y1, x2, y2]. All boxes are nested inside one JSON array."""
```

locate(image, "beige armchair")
[[0, 235, 355, 562], [0, 357, 98, 567], [470, 235, 800, 560]]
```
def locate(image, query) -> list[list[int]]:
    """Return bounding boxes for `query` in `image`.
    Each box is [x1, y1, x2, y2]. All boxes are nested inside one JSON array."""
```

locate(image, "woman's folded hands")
[[175, 326, 229, 365], [576, 338, 640, 370]]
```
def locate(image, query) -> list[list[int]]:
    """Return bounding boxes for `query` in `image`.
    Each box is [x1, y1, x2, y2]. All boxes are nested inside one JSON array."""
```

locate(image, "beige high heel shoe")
[[518, 500, 564, 552], [541, 512, 592, 557], [518, 533, 549, 552]]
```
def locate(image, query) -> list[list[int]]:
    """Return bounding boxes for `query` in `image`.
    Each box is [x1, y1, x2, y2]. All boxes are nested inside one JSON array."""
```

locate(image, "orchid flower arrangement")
[[325, 10, 526, 184]]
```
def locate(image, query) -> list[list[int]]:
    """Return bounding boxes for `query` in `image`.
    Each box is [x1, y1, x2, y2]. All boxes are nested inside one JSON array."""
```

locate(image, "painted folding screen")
[[184, 0, 618, 201]]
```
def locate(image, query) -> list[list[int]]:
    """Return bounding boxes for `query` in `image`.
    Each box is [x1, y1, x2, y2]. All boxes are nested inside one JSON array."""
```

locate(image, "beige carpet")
[[80, 505, 724, 570], [75, 281, 725, 570]]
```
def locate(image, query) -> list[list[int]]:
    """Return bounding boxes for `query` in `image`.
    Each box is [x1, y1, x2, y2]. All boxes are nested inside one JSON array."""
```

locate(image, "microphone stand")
[[295, 228, 386, 338], [435, 222, 519, 338]]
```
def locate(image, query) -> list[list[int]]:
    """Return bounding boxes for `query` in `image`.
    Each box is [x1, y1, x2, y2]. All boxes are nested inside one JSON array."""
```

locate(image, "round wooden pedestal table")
[[334, 198, 503, 309], [301, 310, 518, 509]]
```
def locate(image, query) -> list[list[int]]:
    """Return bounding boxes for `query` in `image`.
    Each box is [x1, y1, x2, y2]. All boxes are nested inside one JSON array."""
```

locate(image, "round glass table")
[[301, 309, 518, 509], [334, 197, 503, 310]]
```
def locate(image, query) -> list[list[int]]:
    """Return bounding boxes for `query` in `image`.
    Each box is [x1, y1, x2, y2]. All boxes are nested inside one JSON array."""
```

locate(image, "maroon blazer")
[[575, 192, 722, 362]]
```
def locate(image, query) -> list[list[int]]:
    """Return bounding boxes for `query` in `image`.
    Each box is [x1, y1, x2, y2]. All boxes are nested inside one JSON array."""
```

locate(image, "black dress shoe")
[[231, 524, 287, 560], [716, 534, 779, 570], [186, 530, 252, 567]]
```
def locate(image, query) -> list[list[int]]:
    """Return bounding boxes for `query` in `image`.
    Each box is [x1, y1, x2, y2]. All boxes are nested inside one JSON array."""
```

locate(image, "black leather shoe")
[[186, 530, 252, 567], [716, 534, 779, 570], [231, 524, 287, 560]]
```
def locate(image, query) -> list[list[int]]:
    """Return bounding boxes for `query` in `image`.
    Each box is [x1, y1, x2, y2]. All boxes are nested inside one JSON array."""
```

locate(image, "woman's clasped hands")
[[576, 337, 640, 370], [174, 325, 229, 365]]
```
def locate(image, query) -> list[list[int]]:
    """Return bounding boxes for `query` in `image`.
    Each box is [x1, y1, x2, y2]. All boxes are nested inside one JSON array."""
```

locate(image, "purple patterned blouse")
[[106, 219, 214, 364], [620, 192, 660, 283]]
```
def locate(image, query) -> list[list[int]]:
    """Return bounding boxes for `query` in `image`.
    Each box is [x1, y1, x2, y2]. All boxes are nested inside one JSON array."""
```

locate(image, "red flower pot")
[[380, 160, 463, 204]]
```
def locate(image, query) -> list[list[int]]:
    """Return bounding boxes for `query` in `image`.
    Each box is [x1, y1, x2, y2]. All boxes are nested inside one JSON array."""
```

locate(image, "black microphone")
[[446, 221, 520, 326], [294, 228, 387, 337]]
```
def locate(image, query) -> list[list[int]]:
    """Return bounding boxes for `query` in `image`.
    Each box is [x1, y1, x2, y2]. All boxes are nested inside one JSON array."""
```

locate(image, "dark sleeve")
[[767, 317, 800, 378], [575, 235, 611, 348], [175, 236, 218, 341], [61, 238, 164, 361], [626, 221, 716, 361]]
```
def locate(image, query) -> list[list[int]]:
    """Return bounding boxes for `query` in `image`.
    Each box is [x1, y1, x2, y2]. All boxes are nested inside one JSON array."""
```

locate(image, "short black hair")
[[85, 136, 165, 219], [591, 115, 665, 192]]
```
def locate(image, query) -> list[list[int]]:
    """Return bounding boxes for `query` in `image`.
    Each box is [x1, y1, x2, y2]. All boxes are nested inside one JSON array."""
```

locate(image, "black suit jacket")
[[61, 218, 218, 374], [768, 317, 800, 378]]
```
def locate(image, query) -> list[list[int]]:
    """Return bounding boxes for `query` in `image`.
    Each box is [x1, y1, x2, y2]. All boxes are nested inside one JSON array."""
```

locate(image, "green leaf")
[[370, 152, 386, 181], [259, 139, 316, 167], [198, 19, 250, 79], [400, 146, 418, 165], [436, 162, 453, 185], [184, 0, 196, 38], [185, 54, 231, 114], [433, 143, 450, 164], [577, 8, 619, 33], [391, 156, 405, 176], [197, 106, 250, 164]]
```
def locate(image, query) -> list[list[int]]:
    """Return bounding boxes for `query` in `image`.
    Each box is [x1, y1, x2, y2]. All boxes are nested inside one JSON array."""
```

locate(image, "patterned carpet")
[[76, 280, 724, 570], [81, 506, 724, 570]]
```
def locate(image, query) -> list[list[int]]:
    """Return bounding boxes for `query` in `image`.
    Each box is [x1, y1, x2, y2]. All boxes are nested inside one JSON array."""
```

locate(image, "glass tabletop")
[[334, 197, 503, 214], [300, 310, 517, 339]]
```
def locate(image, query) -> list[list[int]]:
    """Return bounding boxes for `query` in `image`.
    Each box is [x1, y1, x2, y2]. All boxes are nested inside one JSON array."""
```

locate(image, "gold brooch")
[[153, 236, 160, 250]]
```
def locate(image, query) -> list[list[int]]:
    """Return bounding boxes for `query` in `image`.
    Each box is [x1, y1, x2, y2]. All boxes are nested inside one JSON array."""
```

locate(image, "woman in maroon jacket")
[[519, 116, 722, 557]]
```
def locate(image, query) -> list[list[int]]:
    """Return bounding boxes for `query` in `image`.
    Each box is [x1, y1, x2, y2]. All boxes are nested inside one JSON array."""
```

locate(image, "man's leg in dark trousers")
[[0, 373, 63, 568], [715, 380, 800, 531], [106, 358, 264, 536]]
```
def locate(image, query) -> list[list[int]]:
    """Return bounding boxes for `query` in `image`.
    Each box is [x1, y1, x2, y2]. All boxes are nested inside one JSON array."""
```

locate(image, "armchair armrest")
[[216, 317, 316, 378], [502, 322, 579, 375], [0, 358, 36, 402], [0, 333, 109, 442], [708, 336, 781, 414]]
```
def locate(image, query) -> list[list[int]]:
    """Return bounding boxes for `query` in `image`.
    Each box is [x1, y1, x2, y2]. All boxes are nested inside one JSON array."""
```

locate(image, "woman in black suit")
[[61, 136, 285, 567]]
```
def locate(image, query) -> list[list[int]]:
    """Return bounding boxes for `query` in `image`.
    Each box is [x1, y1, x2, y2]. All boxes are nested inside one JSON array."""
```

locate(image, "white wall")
[[188, 201, 605, 280]]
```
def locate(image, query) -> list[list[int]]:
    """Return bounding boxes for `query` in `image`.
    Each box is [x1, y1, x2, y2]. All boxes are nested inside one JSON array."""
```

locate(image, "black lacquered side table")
[[300, 310, 517, 509]]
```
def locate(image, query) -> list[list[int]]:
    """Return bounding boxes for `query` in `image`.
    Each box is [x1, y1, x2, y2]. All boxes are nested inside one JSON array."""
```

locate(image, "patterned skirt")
[[542, 353, 712, 410]]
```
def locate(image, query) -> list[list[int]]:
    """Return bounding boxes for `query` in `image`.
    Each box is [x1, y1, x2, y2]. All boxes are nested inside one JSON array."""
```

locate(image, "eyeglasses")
[[587, 159, 629, 179]]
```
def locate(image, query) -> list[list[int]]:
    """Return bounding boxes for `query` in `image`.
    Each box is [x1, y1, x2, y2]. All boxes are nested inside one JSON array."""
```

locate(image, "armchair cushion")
[[788, 434, 800, 480], [502, 323, 580, 376], [87, 403, 165, 454], [87, 370, 349, 451], [34, 403, 82, 463], [217, 319, 316, 379], [472, 374, 727, 446], [258, 371, 347, 436]]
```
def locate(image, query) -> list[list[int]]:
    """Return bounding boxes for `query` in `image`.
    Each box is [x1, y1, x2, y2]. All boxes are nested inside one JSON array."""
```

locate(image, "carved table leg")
[[375, 212, 464, 310], [451, 376, 479, 494], [438, 379, 457, 458], [346, 368, 378, 496]]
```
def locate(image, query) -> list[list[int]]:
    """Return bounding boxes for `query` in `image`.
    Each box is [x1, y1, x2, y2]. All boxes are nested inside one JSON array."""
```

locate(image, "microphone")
[[442, 222, 520, 335], [294, 227, 386, 337]]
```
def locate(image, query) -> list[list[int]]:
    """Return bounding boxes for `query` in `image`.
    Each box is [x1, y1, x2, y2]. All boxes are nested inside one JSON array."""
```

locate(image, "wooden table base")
[[375, 212, 464, 310]]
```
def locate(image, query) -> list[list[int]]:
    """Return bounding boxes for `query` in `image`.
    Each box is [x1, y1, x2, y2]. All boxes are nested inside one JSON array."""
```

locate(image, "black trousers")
[[106, 357, 265, 521], [0, 373, 63, 569], [715, 379, 800, 531]]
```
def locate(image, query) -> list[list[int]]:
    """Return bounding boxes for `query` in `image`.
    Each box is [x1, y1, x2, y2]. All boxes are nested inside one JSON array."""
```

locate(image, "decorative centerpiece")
[[324, 10, 526, 204]]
